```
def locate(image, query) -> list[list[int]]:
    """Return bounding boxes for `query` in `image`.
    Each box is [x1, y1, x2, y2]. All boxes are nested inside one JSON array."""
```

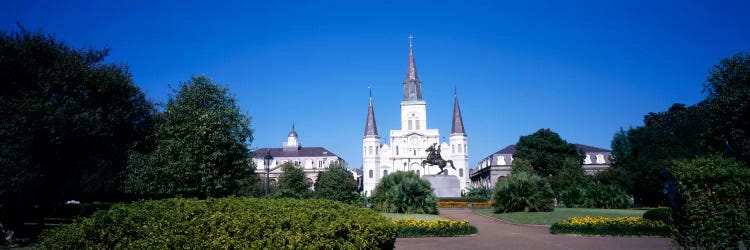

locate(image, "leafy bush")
[[551, 216, 669, 236], [642, 208, 671, 224], [493, 171, 555, 213], [670, 156, 750, 249], [462, 186, 492, 199], [371, 171, 438, 214], [36, 198, 396, 249], [558, 187, 586, 208], [580, 182, 630, 209], [438, 197, 489, 203], [392, 219, 477, 237]]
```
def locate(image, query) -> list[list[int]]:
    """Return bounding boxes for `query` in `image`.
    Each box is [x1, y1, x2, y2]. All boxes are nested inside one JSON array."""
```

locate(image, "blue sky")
[[3, 1, 749, 168]]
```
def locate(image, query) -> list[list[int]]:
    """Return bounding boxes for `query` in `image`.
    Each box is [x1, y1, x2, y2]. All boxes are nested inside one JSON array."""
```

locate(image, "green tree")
[[514, 129, 582, 178], [510, 158, 534, 175], [610, 103, 708, 206], [371, 171, 437, 214], [555, 157, 590, 192], [314, 162, 358, 204], [124, 76, 254, 198], [0, 29, 154, 236], [273, 162, 312, 199], [703, 52, 750, 164]]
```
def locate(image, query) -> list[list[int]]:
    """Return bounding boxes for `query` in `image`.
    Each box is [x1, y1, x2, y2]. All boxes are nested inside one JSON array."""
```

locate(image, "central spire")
[[364, 86, 379, 137], [403, 34, 423, 101]]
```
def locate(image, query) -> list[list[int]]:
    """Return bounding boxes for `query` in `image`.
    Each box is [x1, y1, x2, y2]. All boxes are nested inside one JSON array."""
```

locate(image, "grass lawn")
[[475, 208, 647, 225], [381, 213, 446, 221]]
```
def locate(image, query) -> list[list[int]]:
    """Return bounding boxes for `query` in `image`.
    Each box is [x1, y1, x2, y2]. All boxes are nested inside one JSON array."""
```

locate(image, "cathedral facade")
[[362, 39, 469, 196]]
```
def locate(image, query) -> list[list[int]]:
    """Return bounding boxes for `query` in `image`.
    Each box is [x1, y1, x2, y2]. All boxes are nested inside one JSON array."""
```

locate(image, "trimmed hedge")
[[670, 156, 750, 249], [37, 198, 396, 249], [551, 216, 669, 236], [642, 208, 671, 224], [437, 197, 489, 203], [437, 201, 494, 208], [393, 219, 477, 237]]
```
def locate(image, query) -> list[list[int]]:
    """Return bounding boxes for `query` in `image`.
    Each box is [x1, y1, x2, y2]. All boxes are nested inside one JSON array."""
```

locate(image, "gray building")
[[470, 144, 611, 189]]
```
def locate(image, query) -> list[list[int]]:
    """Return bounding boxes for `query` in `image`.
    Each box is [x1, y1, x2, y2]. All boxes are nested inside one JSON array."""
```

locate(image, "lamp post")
[[264, 150, 273, 197]]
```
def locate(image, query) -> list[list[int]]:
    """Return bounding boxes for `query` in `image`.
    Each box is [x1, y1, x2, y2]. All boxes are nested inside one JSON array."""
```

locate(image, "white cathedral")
[[362, 39, 469, 196]]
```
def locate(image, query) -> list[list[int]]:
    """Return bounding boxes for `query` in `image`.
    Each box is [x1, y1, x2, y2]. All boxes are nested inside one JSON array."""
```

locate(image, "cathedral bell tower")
[[362, 88, 381, 196], [449, 91, 470, 191], [401, 34, 427, 131]]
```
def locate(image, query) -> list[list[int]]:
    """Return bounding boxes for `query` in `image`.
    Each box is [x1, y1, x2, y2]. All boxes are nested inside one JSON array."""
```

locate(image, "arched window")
[[459, 168, 464, 177], [458, 144, 462, 153], [415, 119, 420, 129], [383, 170, 388, 176], [369, 169, 373, 178], [376, 147, 379, 155], [417, 169, 420, 176], [396, 146, 399, 155], [408, 120, 413, 130], [368, 146, 373, 155]]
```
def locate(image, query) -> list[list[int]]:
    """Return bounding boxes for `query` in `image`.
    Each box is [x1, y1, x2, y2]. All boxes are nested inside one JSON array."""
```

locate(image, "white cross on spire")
[[408, 34, 414, 47]]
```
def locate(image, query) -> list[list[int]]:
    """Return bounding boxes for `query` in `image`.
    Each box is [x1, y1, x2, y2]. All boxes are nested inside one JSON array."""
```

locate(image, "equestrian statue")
[[421, 143, 455, 175]]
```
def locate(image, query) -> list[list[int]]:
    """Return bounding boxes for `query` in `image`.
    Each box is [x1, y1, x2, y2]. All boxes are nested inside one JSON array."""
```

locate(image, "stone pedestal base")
[[423, 175, 460, 197]]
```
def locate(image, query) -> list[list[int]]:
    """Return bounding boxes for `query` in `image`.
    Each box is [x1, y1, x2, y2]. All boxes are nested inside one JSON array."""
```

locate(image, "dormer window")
[[584, 154, 592, 164], [596, 154, 605, 164]]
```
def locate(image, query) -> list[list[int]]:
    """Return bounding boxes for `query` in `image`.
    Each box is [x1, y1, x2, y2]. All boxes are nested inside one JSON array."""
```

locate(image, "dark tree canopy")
[[514, 128, 582, 178], [124, 75, 254, 198], [273, 162, 312, 199], [0, 29, 154, 203], [703, 52, 750, 164]]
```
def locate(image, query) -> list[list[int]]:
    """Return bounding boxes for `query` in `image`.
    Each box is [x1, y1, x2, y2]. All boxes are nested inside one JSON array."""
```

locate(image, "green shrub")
[[551, 216, 669, 236], [493, 171, 555, 213], [36, 198, 396, 249], [461, 187, 492, 199], [392, 219, 477, 237], [580, 182, 630, 209], [273, 162, 312, 199], [558, 187, 586, 208], [371, 171, 438, 214], [670, 156, 750, 249], [437, 197, 489, 203], [642, 208, 671, 224]]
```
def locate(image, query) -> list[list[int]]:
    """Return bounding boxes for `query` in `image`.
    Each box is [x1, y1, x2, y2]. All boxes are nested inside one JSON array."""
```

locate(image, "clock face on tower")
[[409, 136, 419, 147]]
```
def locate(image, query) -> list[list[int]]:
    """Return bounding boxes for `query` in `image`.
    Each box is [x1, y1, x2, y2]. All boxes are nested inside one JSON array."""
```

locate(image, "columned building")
[[252, 126, 346, 187], [362, 38, 470, 196], [470, 144, 612, 189]]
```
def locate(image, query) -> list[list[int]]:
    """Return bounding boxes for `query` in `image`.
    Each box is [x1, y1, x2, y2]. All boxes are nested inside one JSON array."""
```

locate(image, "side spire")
[[403, 34, 423, 101], [451, 89, 466, 134], [364, 86, 379, 137]]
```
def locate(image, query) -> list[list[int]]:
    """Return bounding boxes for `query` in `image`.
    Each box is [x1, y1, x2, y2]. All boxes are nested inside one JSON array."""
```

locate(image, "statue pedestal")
[[423, 175, 460, 198]]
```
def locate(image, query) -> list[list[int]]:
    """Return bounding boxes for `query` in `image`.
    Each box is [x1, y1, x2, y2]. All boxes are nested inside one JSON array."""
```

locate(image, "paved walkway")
[[395, 209, 671, 250]]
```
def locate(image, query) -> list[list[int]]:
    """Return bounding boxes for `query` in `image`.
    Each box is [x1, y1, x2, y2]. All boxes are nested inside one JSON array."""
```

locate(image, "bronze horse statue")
[[421, 143, 455, 175]]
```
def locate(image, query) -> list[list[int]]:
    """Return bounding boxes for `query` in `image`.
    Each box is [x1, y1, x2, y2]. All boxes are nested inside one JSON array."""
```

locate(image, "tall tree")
[[514, 128, 582, 178], [314, 162, 358, 204], [703, 52, 750, 164], [273, 162, 311, 199], [124, 76, 254, 198], [0, 29, 154, 237]]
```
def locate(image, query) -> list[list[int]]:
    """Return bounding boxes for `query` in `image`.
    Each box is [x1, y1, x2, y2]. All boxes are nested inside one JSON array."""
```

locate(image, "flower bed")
[[393, 218, 477, 237], [551, 216, 669, 236], [437, 201, 493, 208]]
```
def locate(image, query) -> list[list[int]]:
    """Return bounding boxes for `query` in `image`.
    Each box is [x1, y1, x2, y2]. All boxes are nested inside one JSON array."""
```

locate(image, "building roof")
[[481, 144, 611, 166], [403, 35, 423, 101], [364, 95, 379, 137], [252, 147, 339, 158], [451, 94, 466, 134]]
